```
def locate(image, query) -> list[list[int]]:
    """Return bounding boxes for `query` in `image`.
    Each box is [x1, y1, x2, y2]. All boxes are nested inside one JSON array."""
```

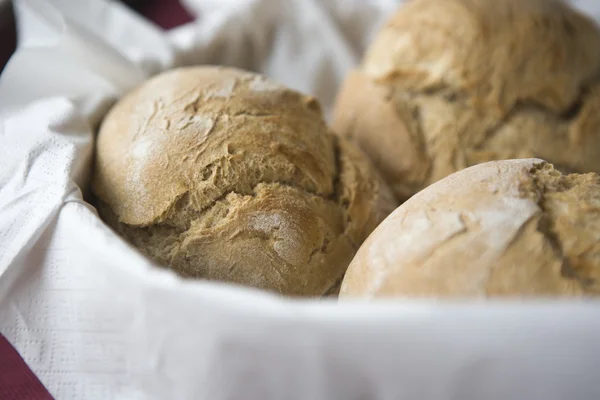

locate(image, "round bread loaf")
[[333, 0, 600, 201], [340, 159, 600, 298], [92, 66, 396, 296]]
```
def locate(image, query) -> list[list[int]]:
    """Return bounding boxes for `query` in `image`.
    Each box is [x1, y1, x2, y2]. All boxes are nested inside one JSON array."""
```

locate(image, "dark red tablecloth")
[[0, 335, 53, 400], [0, 1, 193, 398]]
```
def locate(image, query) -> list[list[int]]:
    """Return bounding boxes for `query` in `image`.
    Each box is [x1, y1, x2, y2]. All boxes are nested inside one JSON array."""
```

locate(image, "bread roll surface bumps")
[[333, 0, 600, 201], [93, 67, 396, 296]]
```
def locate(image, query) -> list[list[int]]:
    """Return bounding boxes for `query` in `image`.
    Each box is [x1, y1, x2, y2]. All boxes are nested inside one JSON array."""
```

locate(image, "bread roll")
[[340, 159, 600, 298], [333, 0, 600, 201], [92, 66, 396, 296]]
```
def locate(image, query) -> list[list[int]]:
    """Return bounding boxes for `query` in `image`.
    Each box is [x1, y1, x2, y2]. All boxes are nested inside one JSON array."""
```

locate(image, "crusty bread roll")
[[340, 159, 600, 298], [333, 0, 600, 201], [92, 66, 396, 296]]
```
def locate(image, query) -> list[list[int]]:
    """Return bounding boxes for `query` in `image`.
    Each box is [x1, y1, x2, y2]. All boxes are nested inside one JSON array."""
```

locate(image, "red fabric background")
[[0, 335, 53, 400]]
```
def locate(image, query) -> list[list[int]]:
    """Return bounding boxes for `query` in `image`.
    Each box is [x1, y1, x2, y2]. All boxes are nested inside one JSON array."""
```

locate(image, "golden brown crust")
[[333, 0, 600, 201], [364, 0, 600, 113], [93, 66, 397, 296], [340, 159, 600, 298]]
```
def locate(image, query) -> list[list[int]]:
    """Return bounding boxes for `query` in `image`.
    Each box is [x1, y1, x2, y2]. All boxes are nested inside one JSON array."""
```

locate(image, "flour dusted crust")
[[333, 0, 600, 201], [92, 66, 396, 296], [340, 159, 600, 298]]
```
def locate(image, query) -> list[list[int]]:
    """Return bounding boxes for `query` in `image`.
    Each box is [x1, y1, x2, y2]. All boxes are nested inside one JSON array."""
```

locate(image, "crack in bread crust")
[[527, 163, 600, 292]]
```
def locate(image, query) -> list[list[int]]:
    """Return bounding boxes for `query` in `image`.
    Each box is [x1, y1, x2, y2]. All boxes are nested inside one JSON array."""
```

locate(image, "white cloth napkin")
[[2, 0, 600, 399]]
